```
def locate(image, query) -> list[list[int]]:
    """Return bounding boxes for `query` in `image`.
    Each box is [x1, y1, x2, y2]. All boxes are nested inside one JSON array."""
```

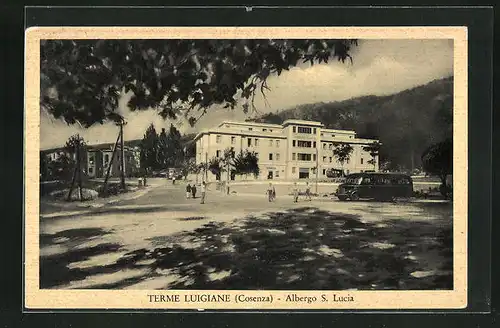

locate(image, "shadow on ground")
[[40, 205, 452, 290]]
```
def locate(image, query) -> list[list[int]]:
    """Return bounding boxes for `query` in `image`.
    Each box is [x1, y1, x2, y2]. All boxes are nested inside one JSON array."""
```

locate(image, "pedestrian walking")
[[200, 181, 207, 204], [186, 183, 192, 199], [292, 182, 299, 203], [305, 182, 312, 201], [172, 176, 176, 185], [267, 183, 274, 202], [191, 184, 197, 199]]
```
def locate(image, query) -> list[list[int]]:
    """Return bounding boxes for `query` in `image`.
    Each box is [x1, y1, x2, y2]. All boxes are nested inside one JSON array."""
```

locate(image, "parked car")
[[152, 170, 168, 178], [335, 173, 414, 201]]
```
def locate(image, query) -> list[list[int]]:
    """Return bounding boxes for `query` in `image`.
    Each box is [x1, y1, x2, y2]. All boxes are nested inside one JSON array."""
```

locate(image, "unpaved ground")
[[39, 180, 452, 290]]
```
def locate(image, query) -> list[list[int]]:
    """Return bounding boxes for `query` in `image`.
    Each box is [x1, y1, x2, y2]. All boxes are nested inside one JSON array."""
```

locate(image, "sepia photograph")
[[24, 27, 468, 309]]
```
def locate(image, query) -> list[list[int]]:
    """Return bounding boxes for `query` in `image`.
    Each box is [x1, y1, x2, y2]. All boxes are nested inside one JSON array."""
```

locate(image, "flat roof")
[[217, 120, 283, 129], [282, 119, 324, 127]]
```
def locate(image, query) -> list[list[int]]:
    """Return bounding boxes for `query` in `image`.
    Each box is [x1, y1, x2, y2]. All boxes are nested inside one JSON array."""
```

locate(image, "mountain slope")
[[249, 76, 453, 170]]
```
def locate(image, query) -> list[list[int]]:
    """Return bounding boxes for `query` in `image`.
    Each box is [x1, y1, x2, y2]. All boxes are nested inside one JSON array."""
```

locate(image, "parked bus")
[[335, 172, 413, 202]]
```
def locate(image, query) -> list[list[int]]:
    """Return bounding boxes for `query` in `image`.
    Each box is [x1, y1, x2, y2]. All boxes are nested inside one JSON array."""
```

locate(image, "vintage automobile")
[[335, 172, 414, 201]]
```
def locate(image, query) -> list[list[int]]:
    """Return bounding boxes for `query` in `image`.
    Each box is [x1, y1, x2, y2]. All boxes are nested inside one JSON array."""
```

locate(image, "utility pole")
[[205, 152, 208, 182], [103, 129, 121, 195], [118, 120, 127, 190], [77, 142, 84, 201], [315, 147, 319, 194]]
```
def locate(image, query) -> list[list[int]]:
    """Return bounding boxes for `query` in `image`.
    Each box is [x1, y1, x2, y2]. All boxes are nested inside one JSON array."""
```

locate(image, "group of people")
[[183, 180, 313, 205], [186, 181, 207, 204], [267, 181, 313, 203]]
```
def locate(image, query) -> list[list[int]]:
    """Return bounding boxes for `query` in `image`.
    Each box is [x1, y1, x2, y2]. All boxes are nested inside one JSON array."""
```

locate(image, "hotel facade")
[[194, 120, 380, 182]]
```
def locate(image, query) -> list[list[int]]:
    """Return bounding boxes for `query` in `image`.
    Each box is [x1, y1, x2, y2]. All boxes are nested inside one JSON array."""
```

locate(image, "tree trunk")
[[66, 156, 78, 202], [77, 143, 84, 201], [120, 122, 126, 190]]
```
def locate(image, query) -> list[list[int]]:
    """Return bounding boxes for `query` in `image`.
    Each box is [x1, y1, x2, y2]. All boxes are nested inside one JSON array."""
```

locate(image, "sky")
[[40, 39, 454, 150]]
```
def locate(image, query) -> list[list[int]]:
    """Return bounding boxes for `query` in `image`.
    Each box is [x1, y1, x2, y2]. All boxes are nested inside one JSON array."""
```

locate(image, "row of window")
[[215, 135, 282, 148], [215, 150, 281, 161], [292, 126, 316, 134]]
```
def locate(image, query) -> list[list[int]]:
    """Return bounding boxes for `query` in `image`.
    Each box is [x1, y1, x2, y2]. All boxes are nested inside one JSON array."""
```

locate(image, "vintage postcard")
[[24, 26, 467, 310]]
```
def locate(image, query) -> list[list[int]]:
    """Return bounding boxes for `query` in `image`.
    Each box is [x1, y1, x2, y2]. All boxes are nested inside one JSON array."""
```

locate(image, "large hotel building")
[[194, 119, 379, 181]]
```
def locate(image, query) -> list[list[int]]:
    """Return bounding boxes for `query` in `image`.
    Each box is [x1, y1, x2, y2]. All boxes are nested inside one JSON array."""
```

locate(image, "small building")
[[194, 119, 380, 182], [41, 143, 141, 180]]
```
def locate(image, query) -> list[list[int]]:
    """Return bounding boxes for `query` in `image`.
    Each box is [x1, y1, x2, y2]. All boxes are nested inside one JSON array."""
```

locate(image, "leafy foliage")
[[157, 124, 185, 168], [421, 138, 452, 195], [250, 77, 453, 171], [64, 134, 86, 155], [332, 143, 353, 171], [362, 141, 382, 170], [208, 157, 222, 177], [233, 150, 260, 178], [140, 123, 187, 172], [139, 124, 159, 172], [41, 39, 357, 127]]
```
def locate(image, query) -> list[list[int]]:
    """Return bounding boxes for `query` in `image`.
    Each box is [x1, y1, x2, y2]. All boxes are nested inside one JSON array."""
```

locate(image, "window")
[[292, 167, 296, 173], [255, 138, 259, 146], [276, 140, 280, 147], [329, 143, 333, 150], [323, 143, 327, 150], [361, 158, 364, 164], [231, 136, 236, 144], [313, 128, 317, 134], [329, 157, 332, 163], [247, 138, 252, 147], [292, 153, 296, 160], [275, 171, 280, 178], [313, 141, 317, 148], [292, 140, 296, 147], [88, 167, 93, 174], [269, 153, 273, 160], [216, 150, 221, 158], [293, 126, 296, 133], [322, 169, 326, 175], [297, 140, 312, 148], [313, 154, 317, 161], [297, 153, 312, 161], [269, 140, 273, 147], [249, 127, 253, 131], [276, 153, 280, 161], [216, 135, 221, 143], [263, 128, 267, 132], [270, 129, 273, 132], [346, 158, 350, 164], [298, 126, 312, 134], [104, 154, 110, 163], [332, 134, 336, 137], [323, 156, 327, 162]]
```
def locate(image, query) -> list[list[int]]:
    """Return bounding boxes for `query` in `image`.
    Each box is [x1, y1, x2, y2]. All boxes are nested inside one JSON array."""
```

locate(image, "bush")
[[48, 188, 99, 201]]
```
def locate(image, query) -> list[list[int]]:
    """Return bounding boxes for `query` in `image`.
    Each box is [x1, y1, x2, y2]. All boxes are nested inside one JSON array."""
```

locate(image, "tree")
[[64, 134, 86, 157], [157, 124, 185, 168], [140, 124, 159, 173], [233, 150, 260, 178], [421, 138, 452, 197], [332, 143, 353, 175], [41, 39, 357, 127], [179, 157, 197, 180], [208, 157, 222, 181], [362, 141, 382, 171]]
